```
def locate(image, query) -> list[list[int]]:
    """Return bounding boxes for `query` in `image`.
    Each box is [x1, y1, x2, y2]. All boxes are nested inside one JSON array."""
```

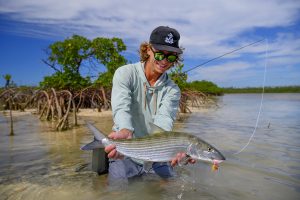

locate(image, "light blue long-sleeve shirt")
[[111, 62, 180, 137]]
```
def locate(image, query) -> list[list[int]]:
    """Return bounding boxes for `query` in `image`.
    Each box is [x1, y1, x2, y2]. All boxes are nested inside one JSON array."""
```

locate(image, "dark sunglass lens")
[[167, 55, 177, 62], [154, 52, 165, 61]]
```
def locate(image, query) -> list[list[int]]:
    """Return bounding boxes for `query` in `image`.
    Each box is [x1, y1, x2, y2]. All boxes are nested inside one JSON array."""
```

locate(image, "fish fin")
[[85, 121, 107, 141], [149, 122, 165, 134], [80, 140, 103, 150]]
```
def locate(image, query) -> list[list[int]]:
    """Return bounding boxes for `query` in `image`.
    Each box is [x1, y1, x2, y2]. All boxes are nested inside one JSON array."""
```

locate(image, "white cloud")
[[0, 0, 299, 86], [1, 1, 299, 42], [189, 61, 254, 83]]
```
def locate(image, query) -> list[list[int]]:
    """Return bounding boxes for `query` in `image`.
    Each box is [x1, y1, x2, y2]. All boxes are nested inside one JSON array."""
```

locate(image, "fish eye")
[[207, 147, 212, 152]]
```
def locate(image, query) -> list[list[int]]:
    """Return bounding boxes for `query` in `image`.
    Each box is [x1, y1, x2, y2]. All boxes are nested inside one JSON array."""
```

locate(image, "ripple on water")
[[1, 94, 300, 200]]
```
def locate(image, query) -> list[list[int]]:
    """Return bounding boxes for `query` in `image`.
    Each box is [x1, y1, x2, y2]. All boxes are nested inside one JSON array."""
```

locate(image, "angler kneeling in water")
[[93, 26, 225, 183], [106, 26, 193, 181]]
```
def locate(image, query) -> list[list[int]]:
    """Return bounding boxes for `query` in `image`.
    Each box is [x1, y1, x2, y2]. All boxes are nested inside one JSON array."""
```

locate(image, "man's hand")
[[104, 128, 133, 159], [170, 152, 196, 167]]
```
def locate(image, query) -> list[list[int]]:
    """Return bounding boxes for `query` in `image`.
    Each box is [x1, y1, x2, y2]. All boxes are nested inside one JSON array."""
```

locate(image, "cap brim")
[[151, 44, 183, 54]]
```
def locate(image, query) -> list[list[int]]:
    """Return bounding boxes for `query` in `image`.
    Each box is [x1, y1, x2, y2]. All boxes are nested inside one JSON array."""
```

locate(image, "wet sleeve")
[[111, 67, 134, 132], [154, 85, 181, 131]]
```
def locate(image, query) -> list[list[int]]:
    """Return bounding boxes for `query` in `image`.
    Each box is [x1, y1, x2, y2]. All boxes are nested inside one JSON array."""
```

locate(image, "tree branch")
[[42, 59, 61, 72]]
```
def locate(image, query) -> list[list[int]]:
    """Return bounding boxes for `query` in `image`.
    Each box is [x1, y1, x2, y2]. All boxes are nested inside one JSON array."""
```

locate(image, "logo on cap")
[[165, 33, 174, 44]]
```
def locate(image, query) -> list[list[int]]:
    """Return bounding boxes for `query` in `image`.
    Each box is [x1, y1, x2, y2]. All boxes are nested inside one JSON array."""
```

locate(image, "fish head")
[[187, 138, 226, 163]]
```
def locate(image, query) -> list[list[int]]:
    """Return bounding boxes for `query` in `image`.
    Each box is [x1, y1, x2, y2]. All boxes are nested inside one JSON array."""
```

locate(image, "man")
[[105, 26, 194, 182]]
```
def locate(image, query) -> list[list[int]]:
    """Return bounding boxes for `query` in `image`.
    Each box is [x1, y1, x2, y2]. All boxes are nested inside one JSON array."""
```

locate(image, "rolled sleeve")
[[111, 67, 134, 132]]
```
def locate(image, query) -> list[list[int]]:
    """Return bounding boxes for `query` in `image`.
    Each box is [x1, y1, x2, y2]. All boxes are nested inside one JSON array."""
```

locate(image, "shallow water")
[[0, 94, 299, 200]]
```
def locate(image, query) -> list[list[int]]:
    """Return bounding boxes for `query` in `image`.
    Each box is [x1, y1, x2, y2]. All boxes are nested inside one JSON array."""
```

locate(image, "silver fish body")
[[81, 123, 225, 163]]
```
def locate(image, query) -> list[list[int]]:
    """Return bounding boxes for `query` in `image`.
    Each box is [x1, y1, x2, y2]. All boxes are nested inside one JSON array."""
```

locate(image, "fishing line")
[[184, 39, 265, 73], [233, 39, 268, 155], [182, 38, 268, 154]]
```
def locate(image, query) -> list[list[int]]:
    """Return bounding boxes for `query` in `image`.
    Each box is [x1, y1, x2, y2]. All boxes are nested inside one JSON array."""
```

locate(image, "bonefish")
[[81, 122, 225, 164]]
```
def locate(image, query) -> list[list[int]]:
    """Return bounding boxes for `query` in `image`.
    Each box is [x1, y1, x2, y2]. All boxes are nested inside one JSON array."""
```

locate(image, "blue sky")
[[0, 0, 299, 87]]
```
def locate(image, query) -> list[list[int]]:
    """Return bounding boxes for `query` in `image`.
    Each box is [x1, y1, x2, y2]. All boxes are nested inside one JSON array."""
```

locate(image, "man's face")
[[147, 47, 178, 74]]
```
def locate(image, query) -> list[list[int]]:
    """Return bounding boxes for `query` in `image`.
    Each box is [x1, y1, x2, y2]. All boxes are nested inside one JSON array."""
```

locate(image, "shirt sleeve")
[[111, 66, 134, 132], [154, 84, 181, 131]]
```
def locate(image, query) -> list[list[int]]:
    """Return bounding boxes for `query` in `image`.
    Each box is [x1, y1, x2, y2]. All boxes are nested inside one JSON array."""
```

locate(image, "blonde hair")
[[138, 42, 183, 66], [139, 42, 150, 62]]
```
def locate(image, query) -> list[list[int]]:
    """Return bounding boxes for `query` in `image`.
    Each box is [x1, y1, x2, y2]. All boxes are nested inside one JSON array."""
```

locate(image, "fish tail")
[[80, 122, 107, 150]]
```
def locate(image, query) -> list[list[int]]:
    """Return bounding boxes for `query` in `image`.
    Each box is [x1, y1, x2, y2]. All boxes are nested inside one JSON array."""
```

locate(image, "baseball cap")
[[149, 26, 183, 54]]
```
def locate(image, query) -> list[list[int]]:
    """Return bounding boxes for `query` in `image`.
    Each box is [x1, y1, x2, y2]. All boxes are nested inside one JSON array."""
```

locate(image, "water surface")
[[0, 94, 299, 200]]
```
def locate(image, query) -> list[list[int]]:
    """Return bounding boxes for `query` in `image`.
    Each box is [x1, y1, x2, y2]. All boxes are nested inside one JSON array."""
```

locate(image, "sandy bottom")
[[76, 109, 112, 117], [1, 108, 112, 118], [1, 109, 36, 117], [1, 106, 211, 122]]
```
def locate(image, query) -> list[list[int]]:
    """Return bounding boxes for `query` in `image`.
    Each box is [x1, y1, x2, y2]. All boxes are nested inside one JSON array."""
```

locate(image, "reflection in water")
[[0, 94, 300, 200]]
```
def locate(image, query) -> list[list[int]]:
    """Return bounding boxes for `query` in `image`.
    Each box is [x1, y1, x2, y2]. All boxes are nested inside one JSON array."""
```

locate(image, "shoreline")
[[0, 108, 113, 118], [0, 107, 207, 117], [76, 109, 113, 117], [0, 106, 210, 119]]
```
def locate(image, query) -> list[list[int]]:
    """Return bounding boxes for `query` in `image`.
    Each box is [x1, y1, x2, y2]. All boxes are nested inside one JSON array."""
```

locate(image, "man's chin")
[[156, 65, 169, 73]]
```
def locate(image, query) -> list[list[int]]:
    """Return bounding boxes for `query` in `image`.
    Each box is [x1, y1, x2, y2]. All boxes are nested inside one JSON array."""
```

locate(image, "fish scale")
[[82, 123, 226, 163]]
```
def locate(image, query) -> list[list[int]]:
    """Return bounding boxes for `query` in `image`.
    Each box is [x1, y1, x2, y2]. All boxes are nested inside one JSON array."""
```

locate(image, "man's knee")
[[108, 158, 144, 180], [108, 160, 127, 179], [152, 162, 174, 178]]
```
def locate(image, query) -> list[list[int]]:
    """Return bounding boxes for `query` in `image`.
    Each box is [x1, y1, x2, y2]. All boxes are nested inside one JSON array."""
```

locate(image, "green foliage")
[[40, 72, 91, 91], [48, 35, 91, 73], [3, 74, 11, 81], [92, 37, 127, 71], [40, 35, 127, 90], [222, 86, 300, 93], [92, 37, 127, 88], [169, 64, 223, 95], [187, 80, 223, 95], [169, 64, 188, 90], [94, 71, 114, 88], [3, 74, 12, 88]]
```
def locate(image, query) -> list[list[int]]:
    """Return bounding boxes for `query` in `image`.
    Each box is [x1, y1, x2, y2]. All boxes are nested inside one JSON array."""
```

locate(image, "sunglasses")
[[150, 48, 178, 63]]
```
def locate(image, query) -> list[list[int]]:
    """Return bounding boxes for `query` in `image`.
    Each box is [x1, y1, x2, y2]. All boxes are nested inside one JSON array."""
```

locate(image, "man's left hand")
[[170, 152, 196, 167]]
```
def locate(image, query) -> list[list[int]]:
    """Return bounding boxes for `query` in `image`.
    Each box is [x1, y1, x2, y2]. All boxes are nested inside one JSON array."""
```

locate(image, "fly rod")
[[184, 39, 265, 73]]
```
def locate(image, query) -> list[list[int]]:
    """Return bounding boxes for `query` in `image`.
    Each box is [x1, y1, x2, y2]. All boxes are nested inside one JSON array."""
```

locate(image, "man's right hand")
[[104, 128, 133, 159]]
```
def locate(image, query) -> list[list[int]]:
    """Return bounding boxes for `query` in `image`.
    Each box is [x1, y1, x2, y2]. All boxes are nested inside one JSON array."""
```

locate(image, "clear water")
[[0, 94, 299, 200]]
